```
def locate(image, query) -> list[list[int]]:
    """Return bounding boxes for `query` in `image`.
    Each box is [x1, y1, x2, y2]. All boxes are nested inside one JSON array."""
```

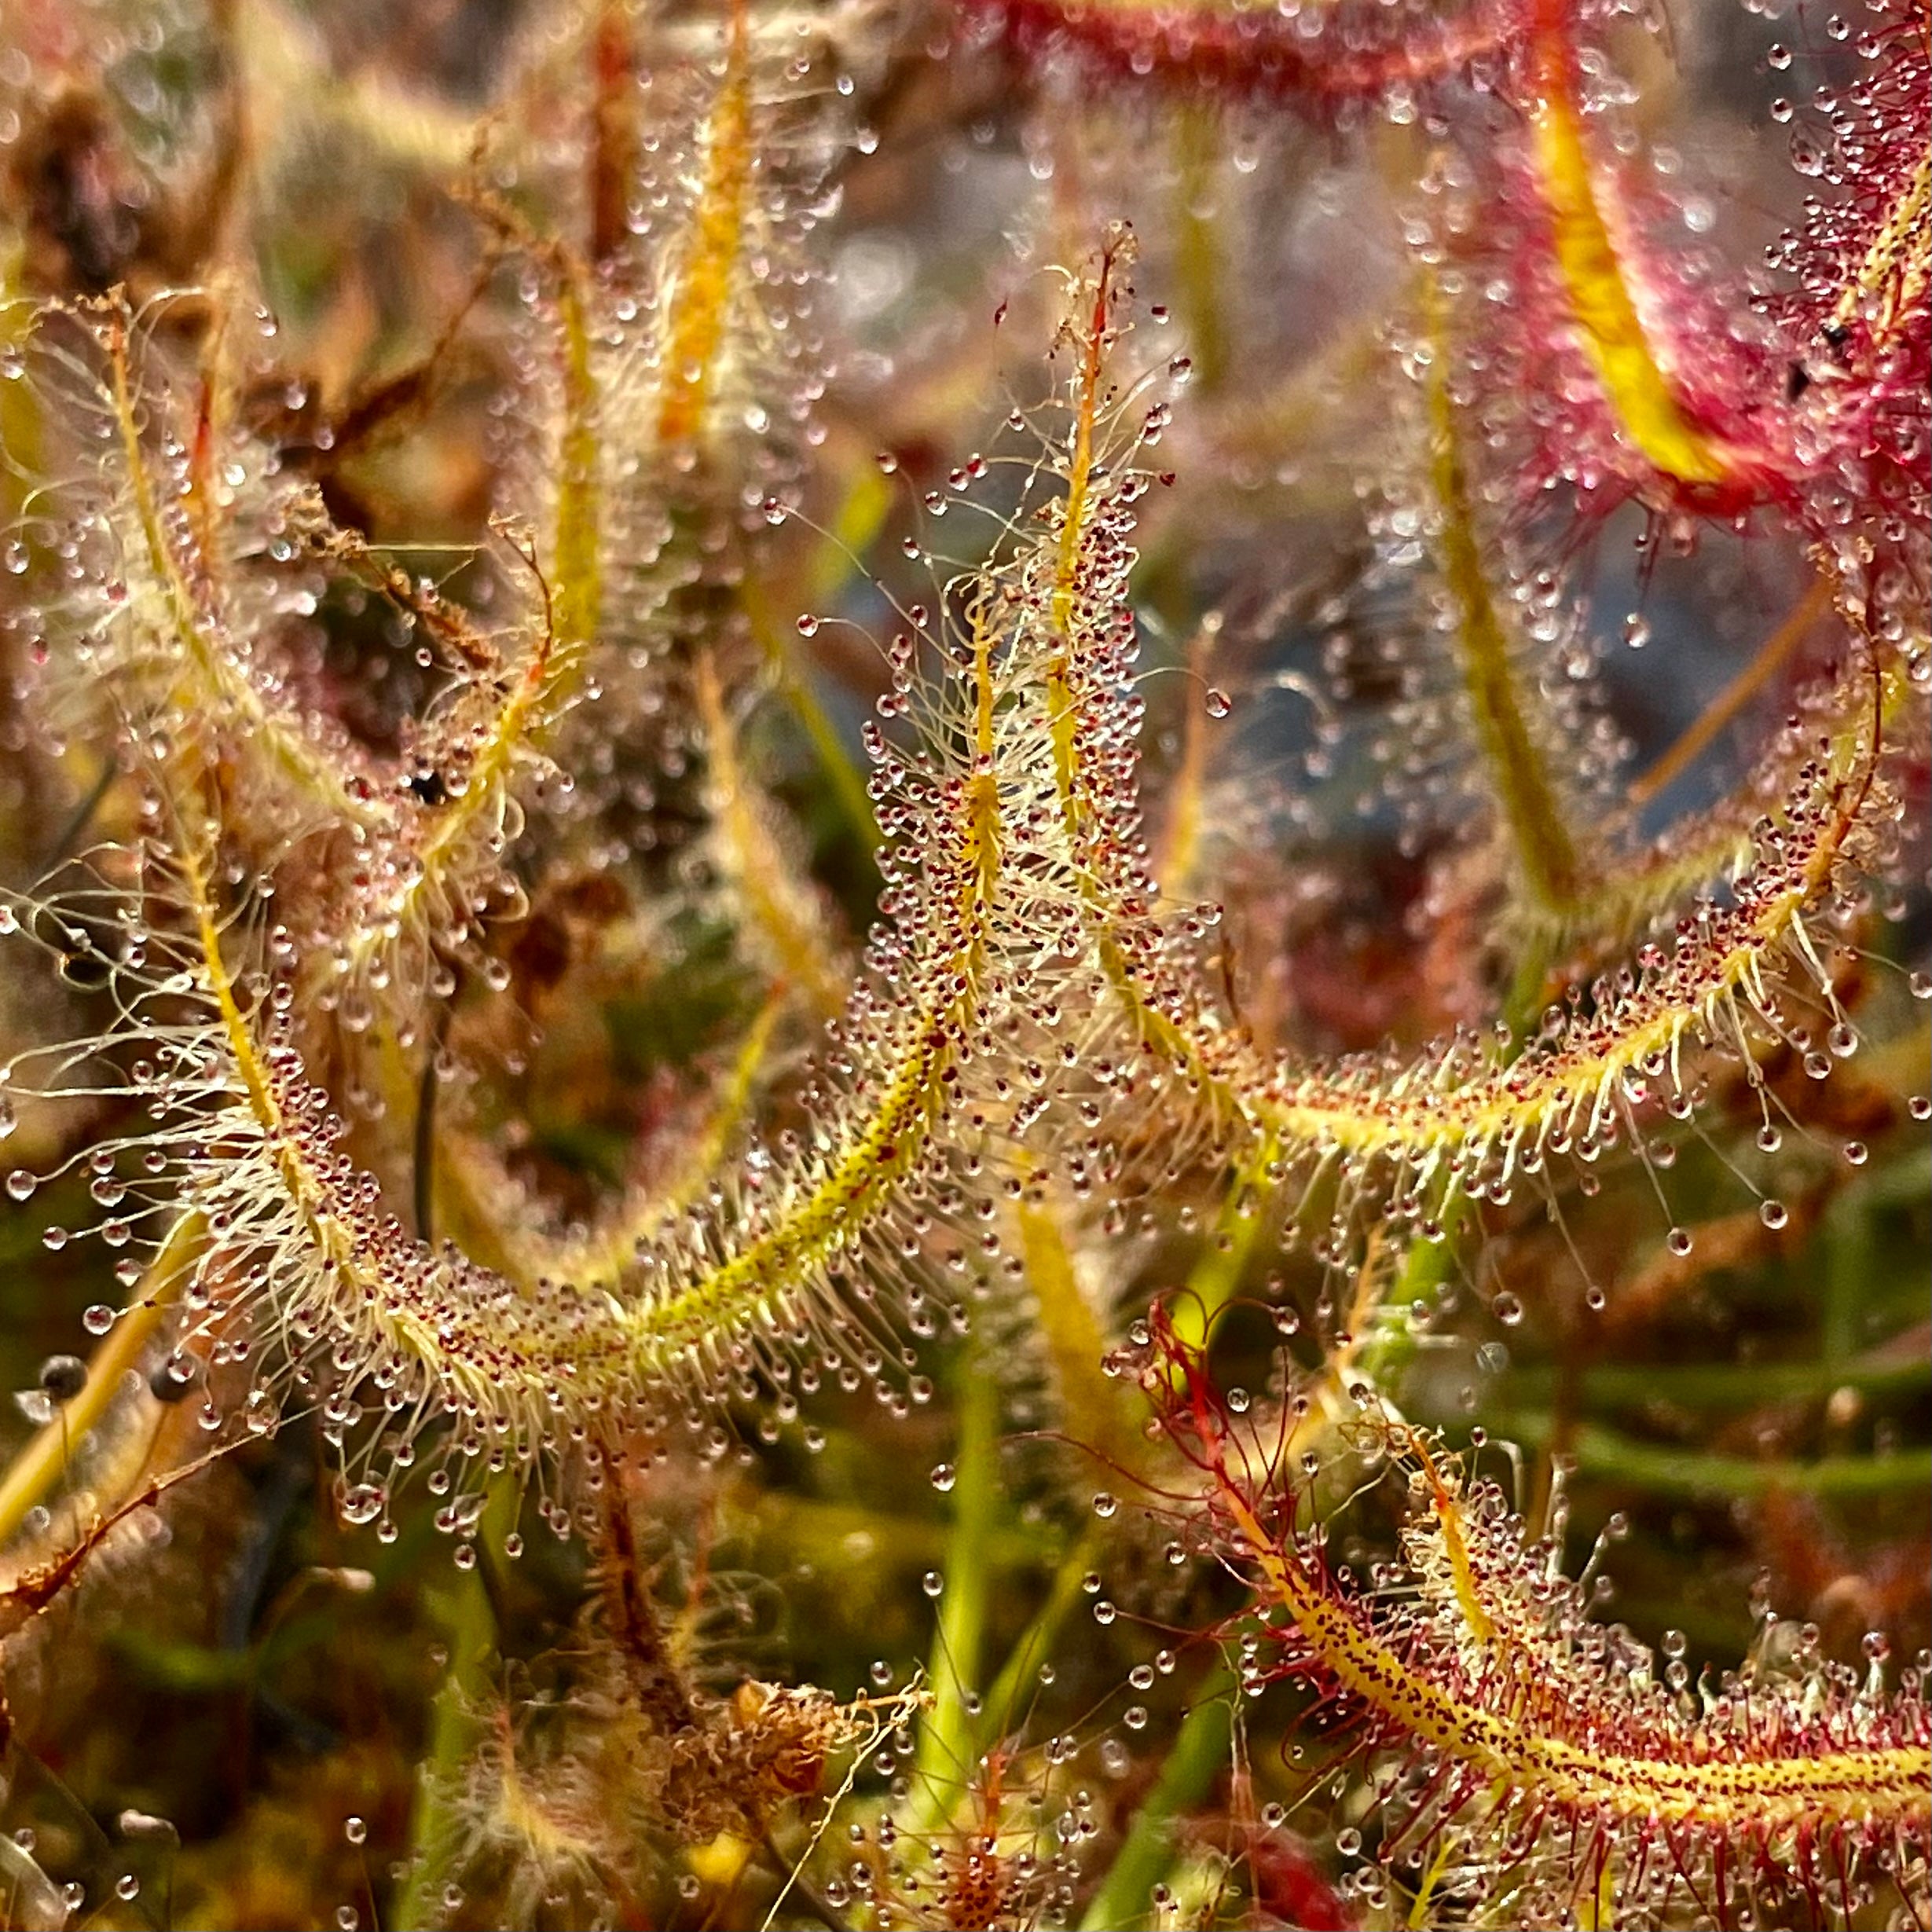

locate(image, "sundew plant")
[[0, 0, 1926, 1927]]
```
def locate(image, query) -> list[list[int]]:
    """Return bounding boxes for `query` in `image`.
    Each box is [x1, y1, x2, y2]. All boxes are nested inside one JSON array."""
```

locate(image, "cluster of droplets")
[[1766, 0, 1931, 603], [838, 1725, 1105, 1932], [0, 225, 1919, 1592], [1406, 0, 1932, 563], [2, 6, 1930, 1932], [0, 234, 1229, 1546], [1122, 1305, 1932, 1930]]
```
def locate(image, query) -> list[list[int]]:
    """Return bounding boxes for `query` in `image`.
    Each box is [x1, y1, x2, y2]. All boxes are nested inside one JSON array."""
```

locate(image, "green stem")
[[1172, 108, 1228, 394], [1822, 1193, 1875, 1369], [1425, 285, 1582, 916], [395, 1484, 517, 1931], [741, 580, 879, 857], [977, 1527, 1103, 1754], [1175, 1133, 1280, 1351], [1502, 1355, 1928, 1411], [1489, 1413, 1932, 1500], [1077, 1671, 1236, 1932], [747, 1494, 1052, 1574], [907, 1362, 1001, 1835]]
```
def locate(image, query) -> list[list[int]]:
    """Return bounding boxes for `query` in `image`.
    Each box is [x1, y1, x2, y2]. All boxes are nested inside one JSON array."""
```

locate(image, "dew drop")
[[929, 1462, 955, 1492], [1203, 687, 1231, 719], [1759, 1199, 1788, 1230], [38, 1355, 86, 1402], [339, 1483, 385, 1527]]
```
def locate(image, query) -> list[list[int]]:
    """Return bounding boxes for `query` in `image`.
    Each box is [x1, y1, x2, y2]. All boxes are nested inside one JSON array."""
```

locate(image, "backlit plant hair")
[[0, 0, 1923, 1925], [1112, 1304, 1931, 1929]]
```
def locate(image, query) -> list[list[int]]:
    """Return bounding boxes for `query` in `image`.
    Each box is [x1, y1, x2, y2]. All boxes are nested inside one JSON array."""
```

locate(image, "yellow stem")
[[694, 651, 846, 1018], [1262, 654, 1902, 1160], [0, 1214, 198, 1548], [1220, 1477, 1930, 1835], [1016, 1194, 1139, 1465], [1831, 144, 1930, 346], [1630, 576, 1834, 807], [517, 988, 784, 1294], [622, 752, 999, 1362], [1424, 284, 1582, 911], [1529, 13, 1729, 489], [658, 0, 753, 448], [1045, 239, 1262, 1135], [104, 320, 377, 827], [345, 251, 603, 982]]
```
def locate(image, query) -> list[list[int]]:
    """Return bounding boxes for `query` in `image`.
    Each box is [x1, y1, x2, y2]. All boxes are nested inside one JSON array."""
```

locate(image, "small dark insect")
[[408, 770, 449, 806]]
